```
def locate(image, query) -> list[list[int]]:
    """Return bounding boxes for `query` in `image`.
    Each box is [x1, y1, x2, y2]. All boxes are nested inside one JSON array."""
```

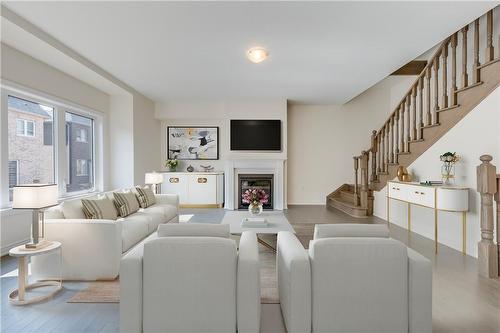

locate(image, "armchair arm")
[[120, 239, 146, 333], [155, 194, 179, 208], [277, 232, 311, 333], [237, 231, 260, 333], [407, 248, 432, 333], [31, 219, 122, 280]]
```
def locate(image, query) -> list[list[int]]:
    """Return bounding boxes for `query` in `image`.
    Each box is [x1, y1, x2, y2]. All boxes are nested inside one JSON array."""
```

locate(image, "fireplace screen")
[[238, 174, 273, 210]]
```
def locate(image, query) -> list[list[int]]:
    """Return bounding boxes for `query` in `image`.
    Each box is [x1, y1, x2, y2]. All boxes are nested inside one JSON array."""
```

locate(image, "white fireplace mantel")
[[224, 159, 287, 210]]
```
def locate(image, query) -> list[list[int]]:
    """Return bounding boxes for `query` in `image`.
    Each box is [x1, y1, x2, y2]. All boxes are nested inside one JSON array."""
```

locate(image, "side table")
[[8, 241, 63, 305]]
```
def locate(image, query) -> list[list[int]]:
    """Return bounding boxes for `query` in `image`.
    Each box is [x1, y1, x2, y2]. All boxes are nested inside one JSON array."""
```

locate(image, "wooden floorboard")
[[0, 205, 499, 333]]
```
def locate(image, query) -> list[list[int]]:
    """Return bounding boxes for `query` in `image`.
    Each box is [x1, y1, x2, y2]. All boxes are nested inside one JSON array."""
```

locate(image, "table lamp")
[[12, 184, 58, 249], [145, 172, 164, 194]]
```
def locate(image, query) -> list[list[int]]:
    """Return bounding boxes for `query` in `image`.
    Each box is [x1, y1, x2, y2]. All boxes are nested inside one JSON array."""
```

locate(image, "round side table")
[[8, 241, 63, 305]]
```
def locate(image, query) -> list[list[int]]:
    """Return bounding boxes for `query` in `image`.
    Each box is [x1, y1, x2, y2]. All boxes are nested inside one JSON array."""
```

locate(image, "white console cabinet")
[[161, 172, 224, 208], [387, 181, 469, 254]]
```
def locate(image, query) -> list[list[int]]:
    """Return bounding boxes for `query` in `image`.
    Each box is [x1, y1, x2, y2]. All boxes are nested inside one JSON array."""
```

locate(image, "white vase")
[[248, 203, 263, 216]]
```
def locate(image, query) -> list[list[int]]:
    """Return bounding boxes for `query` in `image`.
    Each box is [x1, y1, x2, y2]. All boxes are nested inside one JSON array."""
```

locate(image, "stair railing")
[[476, 155, 499, 279], [350, 7, 498, 214]]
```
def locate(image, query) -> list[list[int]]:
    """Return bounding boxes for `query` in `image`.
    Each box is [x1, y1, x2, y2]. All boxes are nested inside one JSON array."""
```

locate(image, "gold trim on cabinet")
[[169, 177, 179, 183], [197, 177, 208, 184]]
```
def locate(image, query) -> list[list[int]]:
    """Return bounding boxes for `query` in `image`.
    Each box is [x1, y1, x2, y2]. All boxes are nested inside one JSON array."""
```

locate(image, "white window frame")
[[1, 83, 105, 208], [16, 118, 35, 137]]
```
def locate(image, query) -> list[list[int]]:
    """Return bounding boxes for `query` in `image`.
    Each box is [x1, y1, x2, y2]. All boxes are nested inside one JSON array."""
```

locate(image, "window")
[[76, 128, 88, 143], [76, 159, 89, 176], [3, 89, 102, 206], [66, 112, 94, 193], [8, 95, 54, 200], [16, 119, 35, 137]]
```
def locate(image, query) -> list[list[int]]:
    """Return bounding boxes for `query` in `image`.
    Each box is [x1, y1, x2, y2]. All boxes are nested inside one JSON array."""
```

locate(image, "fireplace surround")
[[238, 174, 273, 210]]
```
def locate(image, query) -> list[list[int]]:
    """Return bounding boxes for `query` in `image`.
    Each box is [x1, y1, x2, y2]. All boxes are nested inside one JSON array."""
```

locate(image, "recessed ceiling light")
[[246, 47, 268, 64]]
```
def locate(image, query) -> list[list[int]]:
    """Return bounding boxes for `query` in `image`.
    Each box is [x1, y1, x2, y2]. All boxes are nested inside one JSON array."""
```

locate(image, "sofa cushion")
[[135, 186, 157, 208], [82, 197, 118, 220], [313, 224, 389, 240], [136, 210, 164, 233], [113, 191, 140, 217], [62, 197, 95, 219], [120, 213, 150, 252], [158, 223, 230, 238]]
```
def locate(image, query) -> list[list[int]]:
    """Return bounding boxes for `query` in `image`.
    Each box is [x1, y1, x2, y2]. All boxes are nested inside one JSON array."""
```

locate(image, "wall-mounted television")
[[230, 119, 281, 151]]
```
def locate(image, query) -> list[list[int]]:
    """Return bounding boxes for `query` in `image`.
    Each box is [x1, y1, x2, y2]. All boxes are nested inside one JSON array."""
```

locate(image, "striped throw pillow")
[[81, 197, 118, 220], [135, 186, 157, 208], [113, 191, 140, 217]]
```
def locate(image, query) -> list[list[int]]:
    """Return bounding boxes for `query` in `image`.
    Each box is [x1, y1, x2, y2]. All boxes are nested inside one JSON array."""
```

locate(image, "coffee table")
[[221, 211, 295, 251]]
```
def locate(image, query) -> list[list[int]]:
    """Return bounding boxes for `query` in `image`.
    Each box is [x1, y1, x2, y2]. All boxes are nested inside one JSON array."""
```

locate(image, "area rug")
[[68, 244, 280, 304]]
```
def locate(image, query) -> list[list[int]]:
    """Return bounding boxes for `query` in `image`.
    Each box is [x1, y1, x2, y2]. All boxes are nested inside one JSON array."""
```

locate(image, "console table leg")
[[407, 203, 411, 232], [258, 236, 276, 253], [434, 209, 438, 254], [462, 212, 467, 255], [18, 257, 27, 301]]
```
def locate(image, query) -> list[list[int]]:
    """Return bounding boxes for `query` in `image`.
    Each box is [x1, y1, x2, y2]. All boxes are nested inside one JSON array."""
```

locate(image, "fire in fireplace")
[[238, 174, 273, 210]]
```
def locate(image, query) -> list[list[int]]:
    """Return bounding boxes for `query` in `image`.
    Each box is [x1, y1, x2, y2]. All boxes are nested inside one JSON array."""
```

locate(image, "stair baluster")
[[433, 57, 440, 123], [461, 25, 469, 88], [425, 66, 432, 125], [370, 130, 378, 183], [395, 109, 400, 161], [474, 19, 481, 83], [353, 156, 360, 206], [405, 95, 411, 152], [384, 123, 389, 172], [451, 33, 458, 105], [486, 10, 494, 62], [389, 117, 394, 163], [411, 85, 417, 141], [442, 41, 449, 108], [377, 130, 382, 174], [418, 77, 424, 139]]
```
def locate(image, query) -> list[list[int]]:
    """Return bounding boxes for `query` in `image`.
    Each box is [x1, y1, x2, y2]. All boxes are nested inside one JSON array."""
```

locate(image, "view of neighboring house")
[[7, 95, 54, 199], [7, 96, 94, 198]]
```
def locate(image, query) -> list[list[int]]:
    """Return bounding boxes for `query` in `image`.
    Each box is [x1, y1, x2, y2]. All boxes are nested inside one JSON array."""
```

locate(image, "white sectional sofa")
[[31, 192, 179, 281]]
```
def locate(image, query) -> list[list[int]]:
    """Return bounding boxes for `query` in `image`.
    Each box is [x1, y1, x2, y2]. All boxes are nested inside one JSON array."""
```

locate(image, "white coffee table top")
[[221, 211, 295, 234]]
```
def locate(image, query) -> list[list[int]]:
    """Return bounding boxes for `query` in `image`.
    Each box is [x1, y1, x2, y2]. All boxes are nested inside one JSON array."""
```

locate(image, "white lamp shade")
[[145, 172, 164, 184], [12, 184, 58, 209]]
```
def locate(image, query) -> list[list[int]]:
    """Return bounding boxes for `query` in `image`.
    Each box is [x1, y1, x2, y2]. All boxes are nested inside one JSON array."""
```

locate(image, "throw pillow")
[[135, 186, 157, 208], [81, 197, 118, 220], [113, 191, 140, 217]]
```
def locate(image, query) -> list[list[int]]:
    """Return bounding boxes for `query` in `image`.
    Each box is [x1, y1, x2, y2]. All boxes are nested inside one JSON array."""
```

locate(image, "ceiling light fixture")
[[246, 47, 268, 64]]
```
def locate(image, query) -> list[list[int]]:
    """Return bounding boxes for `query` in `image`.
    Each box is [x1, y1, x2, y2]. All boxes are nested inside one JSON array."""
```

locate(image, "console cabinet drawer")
[[388, 183, 407, 201], [408, 185, 435, 208], [162, 174, 189, 204], [188, 175, 217, 204]]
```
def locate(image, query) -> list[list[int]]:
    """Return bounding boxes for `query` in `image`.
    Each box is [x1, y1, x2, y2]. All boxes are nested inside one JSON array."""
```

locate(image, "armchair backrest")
[[142, 237, 237, 333], [313, 223, 389, 239], [308, 237, 408, 332]]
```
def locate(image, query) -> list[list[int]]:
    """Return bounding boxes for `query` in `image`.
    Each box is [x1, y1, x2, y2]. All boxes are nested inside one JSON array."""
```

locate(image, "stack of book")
[[419, 180, 444, 186]]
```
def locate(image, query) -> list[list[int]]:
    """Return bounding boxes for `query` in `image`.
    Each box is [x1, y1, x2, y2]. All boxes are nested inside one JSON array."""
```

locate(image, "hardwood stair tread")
[[437, 104, 460, 113], [455, 81, 483, 93]]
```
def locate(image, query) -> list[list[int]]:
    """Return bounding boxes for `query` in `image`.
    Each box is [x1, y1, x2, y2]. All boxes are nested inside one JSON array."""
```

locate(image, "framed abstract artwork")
[[167, 126, 219, 160]]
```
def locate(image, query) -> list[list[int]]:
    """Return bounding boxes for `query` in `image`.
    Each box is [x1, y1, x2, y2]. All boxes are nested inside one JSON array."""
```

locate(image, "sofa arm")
[[155, 194, 179, 208], [120, 240, 146, 333], [237, 231, 260, 333], [31, 219, 122, 281], [277, 232, 311, 333], [408, 248, 432, 333]]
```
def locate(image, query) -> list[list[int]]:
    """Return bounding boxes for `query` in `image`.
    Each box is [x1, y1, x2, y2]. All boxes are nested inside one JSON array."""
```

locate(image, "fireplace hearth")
[[238, 174, 273, 210]]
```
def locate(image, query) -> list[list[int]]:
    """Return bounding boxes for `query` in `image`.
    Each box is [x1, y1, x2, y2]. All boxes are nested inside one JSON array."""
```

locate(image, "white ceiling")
[[2, 1, 498, 104]]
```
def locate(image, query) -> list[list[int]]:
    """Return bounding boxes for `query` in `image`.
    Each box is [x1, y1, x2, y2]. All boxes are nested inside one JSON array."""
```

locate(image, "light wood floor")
[[1, 205, 499, 333]]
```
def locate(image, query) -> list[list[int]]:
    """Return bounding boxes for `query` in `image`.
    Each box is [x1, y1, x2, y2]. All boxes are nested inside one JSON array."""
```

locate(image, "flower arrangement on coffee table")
[[242, 188, 269, 216]]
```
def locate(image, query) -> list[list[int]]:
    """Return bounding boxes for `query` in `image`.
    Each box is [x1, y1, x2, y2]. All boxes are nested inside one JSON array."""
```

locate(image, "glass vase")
[[248, 202, 263, 216], [441, 163, 455, 185]]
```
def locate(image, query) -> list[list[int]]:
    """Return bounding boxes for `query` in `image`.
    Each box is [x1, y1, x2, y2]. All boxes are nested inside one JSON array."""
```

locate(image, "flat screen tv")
[[231, 120, 281, 151]]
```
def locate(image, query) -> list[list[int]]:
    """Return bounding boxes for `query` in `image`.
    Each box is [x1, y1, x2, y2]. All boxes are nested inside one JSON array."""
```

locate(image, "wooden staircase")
[[328, 7, 500, 217]]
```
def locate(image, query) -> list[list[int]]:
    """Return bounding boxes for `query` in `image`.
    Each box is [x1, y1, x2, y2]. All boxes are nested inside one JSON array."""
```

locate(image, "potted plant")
[[440, 152, 459, 185], [165, 159, 179, 172], [242, 188, 269, 216]]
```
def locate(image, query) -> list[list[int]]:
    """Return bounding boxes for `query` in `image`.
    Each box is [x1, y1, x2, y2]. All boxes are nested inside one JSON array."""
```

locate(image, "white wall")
[[287, 76, 416, 204], [374, 86, 500, 257], [155, 100, 287, 172]]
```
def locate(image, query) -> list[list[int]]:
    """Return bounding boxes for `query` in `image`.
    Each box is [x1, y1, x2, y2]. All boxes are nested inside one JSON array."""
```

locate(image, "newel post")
[[360, 151, 369, 209], [477, 155, 499, 278], [353, 156, 360, 206]]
